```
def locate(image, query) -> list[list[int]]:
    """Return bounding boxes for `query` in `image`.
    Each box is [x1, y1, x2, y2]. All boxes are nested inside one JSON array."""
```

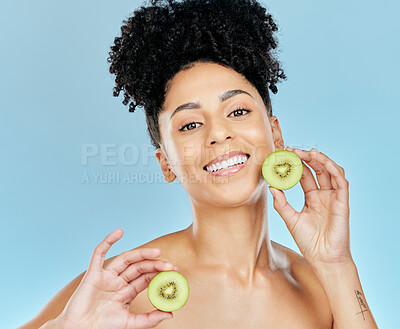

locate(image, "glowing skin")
[[155, 61, 286, 286]]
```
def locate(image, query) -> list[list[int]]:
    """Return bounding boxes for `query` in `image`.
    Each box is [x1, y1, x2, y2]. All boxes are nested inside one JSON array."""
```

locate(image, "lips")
[[203, 150, 250, 170]]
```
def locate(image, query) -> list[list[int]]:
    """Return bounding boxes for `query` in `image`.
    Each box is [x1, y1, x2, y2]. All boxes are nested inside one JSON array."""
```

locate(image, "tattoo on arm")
[[354, 290, 368, 320]]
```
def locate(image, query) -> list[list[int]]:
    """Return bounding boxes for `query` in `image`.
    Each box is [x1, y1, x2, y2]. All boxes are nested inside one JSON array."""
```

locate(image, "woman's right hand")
[[55, 228, 177, 329]]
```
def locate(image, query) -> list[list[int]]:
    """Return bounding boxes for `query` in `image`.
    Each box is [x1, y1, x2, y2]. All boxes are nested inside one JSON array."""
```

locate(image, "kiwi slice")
[[147, 270, 189, 312], [262, 150, 303, 190]]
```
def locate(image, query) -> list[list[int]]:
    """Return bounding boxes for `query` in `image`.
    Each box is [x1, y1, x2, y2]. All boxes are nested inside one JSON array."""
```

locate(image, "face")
[[155, 62, 284, 206]]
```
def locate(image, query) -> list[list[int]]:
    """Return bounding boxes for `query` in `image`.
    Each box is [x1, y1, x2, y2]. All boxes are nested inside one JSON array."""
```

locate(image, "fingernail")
[[269, 186, 276, 198], [270, 187, 284, 207], [162, 315, 172, 320]]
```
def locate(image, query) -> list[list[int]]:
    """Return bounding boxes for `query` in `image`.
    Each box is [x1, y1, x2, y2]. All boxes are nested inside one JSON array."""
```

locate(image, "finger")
[[320, 154, 350, 204], [317, 149, 346, 182], [286, 147, 318, 193], [292, 148, 332, 190], [126, 309, 173, 329], [116, 271, 160, 304], [118, 260, 175, 282], [88, 228, 124, 272], [269, 186, 301, 235], [105, 248, 162, 276], [128, 271, 161, 298]]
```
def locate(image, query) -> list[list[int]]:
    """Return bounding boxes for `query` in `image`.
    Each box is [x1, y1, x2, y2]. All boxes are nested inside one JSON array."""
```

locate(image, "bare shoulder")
[[272, 240, 334, 326], [111, 228, 186, 264], [127, 230, 189, 314], [124, 229, 187, 262], [272, 241, 324, 293]]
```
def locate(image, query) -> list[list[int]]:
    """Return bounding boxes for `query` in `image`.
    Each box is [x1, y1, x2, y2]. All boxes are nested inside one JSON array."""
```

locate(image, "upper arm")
[[17, 271, 86, 329]]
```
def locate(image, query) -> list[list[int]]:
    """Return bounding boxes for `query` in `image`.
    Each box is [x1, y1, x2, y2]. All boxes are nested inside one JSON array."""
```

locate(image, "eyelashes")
[[178, 107, 252, 132]]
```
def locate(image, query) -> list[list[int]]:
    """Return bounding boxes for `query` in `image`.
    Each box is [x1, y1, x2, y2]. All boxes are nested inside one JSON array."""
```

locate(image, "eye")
[[229, 107, 252, 117], [178, 107, 252, 132], [179, 122, 201, 132]]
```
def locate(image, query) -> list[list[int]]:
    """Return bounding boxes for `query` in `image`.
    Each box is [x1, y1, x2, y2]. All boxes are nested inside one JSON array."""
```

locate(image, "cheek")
[[244, 120, 273, 165], [243, 115, 270, 141], [176, 142, 201, 168]]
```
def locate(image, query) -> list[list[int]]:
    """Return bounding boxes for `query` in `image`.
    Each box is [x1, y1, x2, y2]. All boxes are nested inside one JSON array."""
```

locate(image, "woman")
[[19, 0, 379, 328]]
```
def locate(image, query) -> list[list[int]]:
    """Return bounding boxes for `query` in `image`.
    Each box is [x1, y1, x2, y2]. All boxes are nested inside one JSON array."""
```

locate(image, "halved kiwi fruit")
[[147, 270, 189, 312], [262, 150, 303, 190]]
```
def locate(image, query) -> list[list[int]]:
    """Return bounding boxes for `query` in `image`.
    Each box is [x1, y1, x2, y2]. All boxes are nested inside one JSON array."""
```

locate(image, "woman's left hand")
[[268, 146, 353, 269]]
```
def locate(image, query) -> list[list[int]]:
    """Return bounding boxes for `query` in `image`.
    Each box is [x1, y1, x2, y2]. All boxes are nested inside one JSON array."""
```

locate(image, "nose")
[[210, 136, 231, 145], [205, 118, 236, 145]]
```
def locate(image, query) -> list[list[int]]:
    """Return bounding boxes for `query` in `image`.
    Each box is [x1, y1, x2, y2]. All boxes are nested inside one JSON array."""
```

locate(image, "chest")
[[130, 271, 332, 329]]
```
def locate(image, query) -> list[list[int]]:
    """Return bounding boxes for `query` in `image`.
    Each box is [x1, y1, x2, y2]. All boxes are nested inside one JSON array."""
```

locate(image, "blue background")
[[1, 0, 399, 328]]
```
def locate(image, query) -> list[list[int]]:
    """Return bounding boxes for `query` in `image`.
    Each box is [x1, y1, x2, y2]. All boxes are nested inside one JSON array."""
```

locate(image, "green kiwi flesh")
[[262, 150, 303, 190], [147, 270, 189, 312]]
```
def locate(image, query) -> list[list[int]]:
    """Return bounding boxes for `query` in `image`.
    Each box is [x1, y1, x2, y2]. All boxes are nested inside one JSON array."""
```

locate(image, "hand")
[[268, 146, 353, 268], [57, 228, 177, 329]]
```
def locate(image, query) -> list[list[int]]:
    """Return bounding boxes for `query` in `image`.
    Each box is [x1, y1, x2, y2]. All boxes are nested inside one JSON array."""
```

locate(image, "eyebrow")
[[169, 89, 254, 122]]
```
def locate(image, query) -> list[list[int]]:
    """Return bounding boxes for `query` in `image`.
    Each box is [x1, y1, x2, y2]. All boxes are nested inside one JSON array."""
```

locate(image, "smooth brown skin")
[[19, 62, 334, 328]]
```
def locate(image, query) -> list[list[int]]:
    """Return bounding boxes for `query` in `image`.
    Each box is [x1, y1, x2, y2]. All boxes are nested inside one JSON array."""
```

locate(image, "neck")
[[183, 187, 278, 285]]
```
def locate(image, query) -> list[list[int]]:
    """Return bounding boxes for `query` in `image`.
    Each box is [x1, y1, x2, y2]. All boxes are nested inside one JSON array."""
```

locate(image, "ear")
[[269, 116, 285, 151], [155, 147, 176, 183]]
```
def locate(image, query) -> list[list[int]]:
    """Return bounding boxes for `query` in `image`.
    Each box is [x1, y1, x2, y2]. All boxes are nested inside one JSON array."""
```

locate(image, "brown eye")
[[178, 107, 252, 132], [179, 122, 201, 131], [229, 107, 252, 117]]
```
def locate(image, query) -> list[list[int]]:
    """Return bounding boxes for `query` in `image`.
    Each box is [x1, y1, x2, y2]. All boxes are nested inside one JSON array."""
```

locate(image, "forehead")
[[162, 62, 256, 112]]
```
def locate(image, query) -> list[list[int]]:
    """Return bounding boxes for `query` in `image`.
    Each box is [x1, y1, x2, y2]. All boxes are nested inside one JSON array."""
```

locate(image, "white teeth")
[[205, 154, 249, 172]]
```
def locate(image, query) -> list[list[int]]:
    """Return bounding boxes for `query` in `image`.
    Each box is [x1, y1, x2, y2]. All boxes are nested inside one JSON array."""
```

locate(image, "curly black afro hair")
[[107, 0, 286, 150]]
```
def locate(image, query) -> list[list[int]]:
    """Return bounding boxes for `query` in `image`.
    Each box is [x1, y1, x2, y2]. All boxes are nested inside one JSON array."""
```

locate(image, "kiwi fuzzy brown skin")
[[262, 150, 303, 190], [147, 270, 189, 312]]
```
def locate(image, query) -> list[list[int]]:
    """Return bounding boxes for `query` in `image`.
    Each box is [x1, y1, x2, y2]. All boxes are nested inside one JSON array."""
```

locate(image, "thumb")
[[268, 186, 299, 232], [126, 310, 173, 329]]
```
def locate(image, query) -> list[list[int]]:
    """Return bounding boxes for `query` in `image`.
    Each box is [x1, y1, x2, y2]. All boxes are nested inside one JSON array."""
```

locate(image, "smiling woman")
[[17, 0, 379, 329]]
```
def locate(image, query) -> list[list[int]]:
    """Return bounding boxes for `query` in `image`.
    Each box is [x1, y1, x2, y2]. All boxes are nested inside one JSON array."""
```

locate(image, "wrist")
[[311, 256, 355, 272], [312, 258, 358, 282], [41, 315, 77, 329], [39, 317, 69, 329]]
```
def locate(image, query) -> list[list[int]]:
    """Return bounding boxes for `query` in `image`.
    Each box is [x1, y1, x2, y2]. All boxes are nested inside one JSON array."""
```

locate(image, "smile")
[[203, 154, 250, 176]]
